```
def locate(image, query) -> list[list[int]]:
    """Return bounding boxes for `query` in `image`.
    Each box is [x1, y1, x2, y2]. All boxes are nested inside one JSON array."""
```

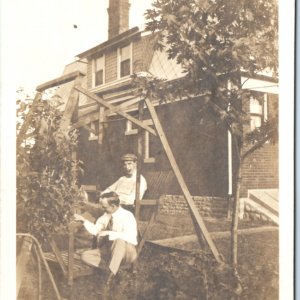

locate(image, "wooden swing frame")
[[17, 72, 224, 292]]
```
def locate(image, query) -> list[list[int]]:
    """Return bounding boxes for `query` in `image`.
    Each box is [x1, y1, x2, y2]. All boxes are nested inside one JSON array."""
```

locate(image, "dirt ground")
[[18, 215, 278, 300]]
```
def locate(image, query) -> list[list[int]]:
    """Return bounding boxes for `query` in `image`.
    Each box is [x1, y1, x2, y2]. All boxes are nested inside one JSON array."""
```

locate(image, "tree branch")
[[241, 135, 270, 161]]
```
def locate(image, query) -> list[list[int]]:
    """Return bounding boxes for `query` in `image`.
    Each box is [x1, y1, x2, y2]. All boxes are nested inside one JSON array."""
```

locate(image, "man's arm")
[[101, 179, 120, 195], [139, 175, 147, 200], [74, 213, 107, 236]]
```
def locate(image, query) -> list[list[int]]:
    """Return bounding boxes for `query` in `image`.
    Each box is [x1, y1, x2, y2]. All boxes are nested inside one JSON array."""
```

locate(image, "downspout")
[[227, 81, 233, 218], [227, 123, 233, 217]]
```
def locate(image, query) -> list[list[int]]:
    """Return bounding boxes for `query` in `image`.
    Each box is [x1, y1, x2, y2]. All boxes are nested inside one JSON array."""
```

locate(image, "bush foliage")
[[17, 90, 82, 241]]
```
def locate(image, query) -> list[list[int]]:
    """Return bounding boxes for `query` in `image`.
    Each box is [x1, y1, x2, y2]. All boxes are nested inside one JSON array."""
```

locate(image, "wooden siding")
[[105, 49, 118, 83], [86, 34, 156, 90], [78, 98, 229, 197]]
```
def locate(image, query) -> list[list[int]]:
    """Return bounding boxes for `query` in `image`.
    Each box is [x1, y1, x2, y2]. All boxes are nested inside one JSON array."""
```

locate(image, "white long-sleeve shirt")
[[83, 206, 137, 245], [102, 171, 147, 205]]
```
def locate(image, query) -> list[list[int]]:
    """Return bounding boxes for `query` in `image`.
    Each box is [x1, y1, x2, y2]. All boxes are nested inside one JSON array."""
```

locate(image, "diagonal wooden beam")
[[60, 76, 83, 131], [98, 106, 106, 144], [16, 237, 33, 296], [17, 92, 42, 149], [74, 97, 144, 129], [74, 86, 157, 136], [71, 111, 99, 130], [104, 96, 143, 117], [135, 100, 144, 220], [144, 97, 223, 264]]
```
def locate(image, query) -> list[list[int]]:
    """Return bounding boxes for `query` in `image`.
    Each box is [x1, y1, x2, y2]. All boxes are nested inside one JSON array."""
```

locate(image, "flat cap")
[[121, 153, 137, 162]]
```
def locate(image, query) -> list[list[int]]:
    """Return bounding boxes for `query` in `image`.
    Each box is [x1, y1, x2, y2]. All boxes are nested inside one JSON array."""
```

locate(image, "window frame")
[[249, 93, 268, 131], [118, 43, 132, 79], [92, 54, 105, 88]]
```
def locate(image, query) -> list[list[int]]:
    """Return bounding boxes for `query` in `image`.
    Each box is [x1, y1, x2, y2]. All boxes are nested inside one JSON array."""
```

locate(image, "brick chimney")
[[107, 0, 130, 40]]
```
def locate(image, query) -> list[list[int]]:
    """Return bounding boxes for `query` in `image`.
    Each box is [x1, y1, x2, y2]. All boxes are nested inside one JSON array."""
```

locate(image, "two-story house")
[[37, 0, 278, 219]]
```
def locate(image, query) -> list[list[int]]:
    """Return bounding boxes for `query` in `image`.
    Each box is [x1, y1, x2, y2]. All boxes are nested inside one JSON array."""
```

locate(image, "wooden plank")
[[135, 100, 144, 220], [36, 71, 86, 92], [104, 96, 143, 117], [78, 105, 99, 118], [140, 199, 158, 206], [98, 106, 105, 144], [71, 111, 99, 130], [68, 231, 75, 286], [75, 96, 142, 127], [137, 209, 157, 256], [150, 226, 278, 248], [83, 125, 97, 135], [145, 97, 223, 264], [17, 92, 42, 149], [49, 238, 68, 276], [16, 237, 33, 296], [60, 76, 83, 131], [74, 86, 157, 137]]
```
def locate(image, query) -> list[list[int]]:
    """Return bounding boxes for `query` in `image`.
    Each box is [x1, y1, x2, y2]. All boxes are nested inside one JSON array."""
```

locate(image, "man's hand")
[[74, 213, 85, 222], [97, 230, 110, 237]]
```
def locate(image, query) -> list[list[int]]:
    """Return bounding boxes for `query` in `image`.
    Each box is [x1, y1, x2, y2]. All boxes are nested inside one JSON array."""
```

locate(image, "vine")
[[17, 88, 82, 242]]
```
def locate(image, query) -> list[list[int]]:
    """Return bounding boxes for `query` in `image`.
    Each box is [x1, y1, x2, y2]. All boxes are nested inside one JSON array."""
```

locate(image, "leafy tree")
[[17, 88, 82, 242], [132, 0, 278, 294]]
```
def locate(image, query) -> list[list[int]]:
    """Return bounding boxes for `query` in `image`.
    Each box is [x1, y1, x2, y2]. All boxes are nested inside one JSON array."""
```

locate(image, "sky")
[[2, 0, 153, 91]]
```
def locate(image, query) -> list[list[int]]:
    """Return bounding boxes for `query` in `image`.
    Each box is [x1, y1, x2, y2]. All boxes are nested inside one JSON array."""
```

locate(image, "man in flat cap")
[[101, 153, 147, 213]]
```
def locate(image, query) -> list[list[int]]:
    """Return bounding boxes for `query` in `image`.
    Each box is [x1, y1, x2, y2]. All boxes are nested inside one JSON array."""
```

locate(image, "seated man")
[[101, 153, 147, 213], [74, 192, 137, 293]]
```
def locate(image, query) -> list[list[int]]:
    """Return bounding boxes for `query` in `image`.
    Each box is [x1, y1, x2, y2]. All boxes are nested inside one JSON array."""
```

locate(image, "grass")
[[18, 214, 278, 300]]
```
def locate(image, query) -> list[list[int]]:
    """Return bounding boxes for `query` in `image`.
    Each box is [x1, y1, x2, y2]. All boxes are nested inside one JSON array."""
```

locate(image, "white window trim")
[[143, 119, 155, 163], [118, 42, 133, 79], [125, 120, 138, 135], [263, 93, 268, 122], [88, 122, 98, 141], [124, 119, 156, 163], [249, 92, 268, 131], [92, 54, 105, 88]]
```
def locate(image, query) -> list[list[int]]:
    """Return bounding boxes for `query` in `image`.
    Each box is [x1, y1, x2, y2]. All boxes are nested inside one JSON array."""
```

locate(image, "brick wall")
[[159, 195, 228, 218], [240, 143, 278, 197], [240, 92, 278, 197]]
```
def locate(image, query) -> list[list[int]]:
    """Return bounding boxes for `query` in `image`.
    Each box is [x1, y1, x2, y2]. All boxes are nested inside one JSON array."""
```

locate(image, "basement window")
[[119, 44, 131, 78], [93, 55, 105, 87], [249, 93, 268, 131]]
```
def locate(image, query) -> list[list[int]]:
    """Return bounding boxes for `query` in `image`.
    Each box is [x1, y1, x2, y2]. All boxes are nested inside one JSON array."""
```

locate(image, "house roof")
[[76, 26, 141, 59], [149, 49, 185, 81]]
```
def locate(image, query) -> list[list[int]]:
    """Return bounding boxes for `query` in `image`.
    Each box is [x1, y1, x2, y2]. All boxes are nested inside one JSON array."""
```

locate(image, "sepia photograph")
[[0, 0, 294, 299]]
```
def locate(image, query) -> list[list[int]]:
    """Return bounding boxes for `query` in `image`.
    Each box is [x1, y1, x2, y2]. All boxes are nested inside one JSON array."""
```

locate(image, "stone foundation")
[[240, 198, 277, 224], [159, 195, 228, 218]]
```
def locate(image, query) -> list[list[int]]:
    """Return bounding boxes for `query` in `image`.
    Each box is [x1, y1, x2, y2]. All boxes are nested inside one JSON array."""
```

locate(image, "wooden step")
[[44, 248, 94, 278]]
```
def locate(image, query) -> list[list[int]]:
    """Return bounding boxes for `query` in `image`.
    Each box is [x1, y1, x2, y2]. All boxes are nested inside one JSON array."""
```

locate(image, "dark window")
[[121, 59, 130, 77], [94, 55, 104, 86], [120, 44, 131, 78], [95, 69, 103, 86]]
